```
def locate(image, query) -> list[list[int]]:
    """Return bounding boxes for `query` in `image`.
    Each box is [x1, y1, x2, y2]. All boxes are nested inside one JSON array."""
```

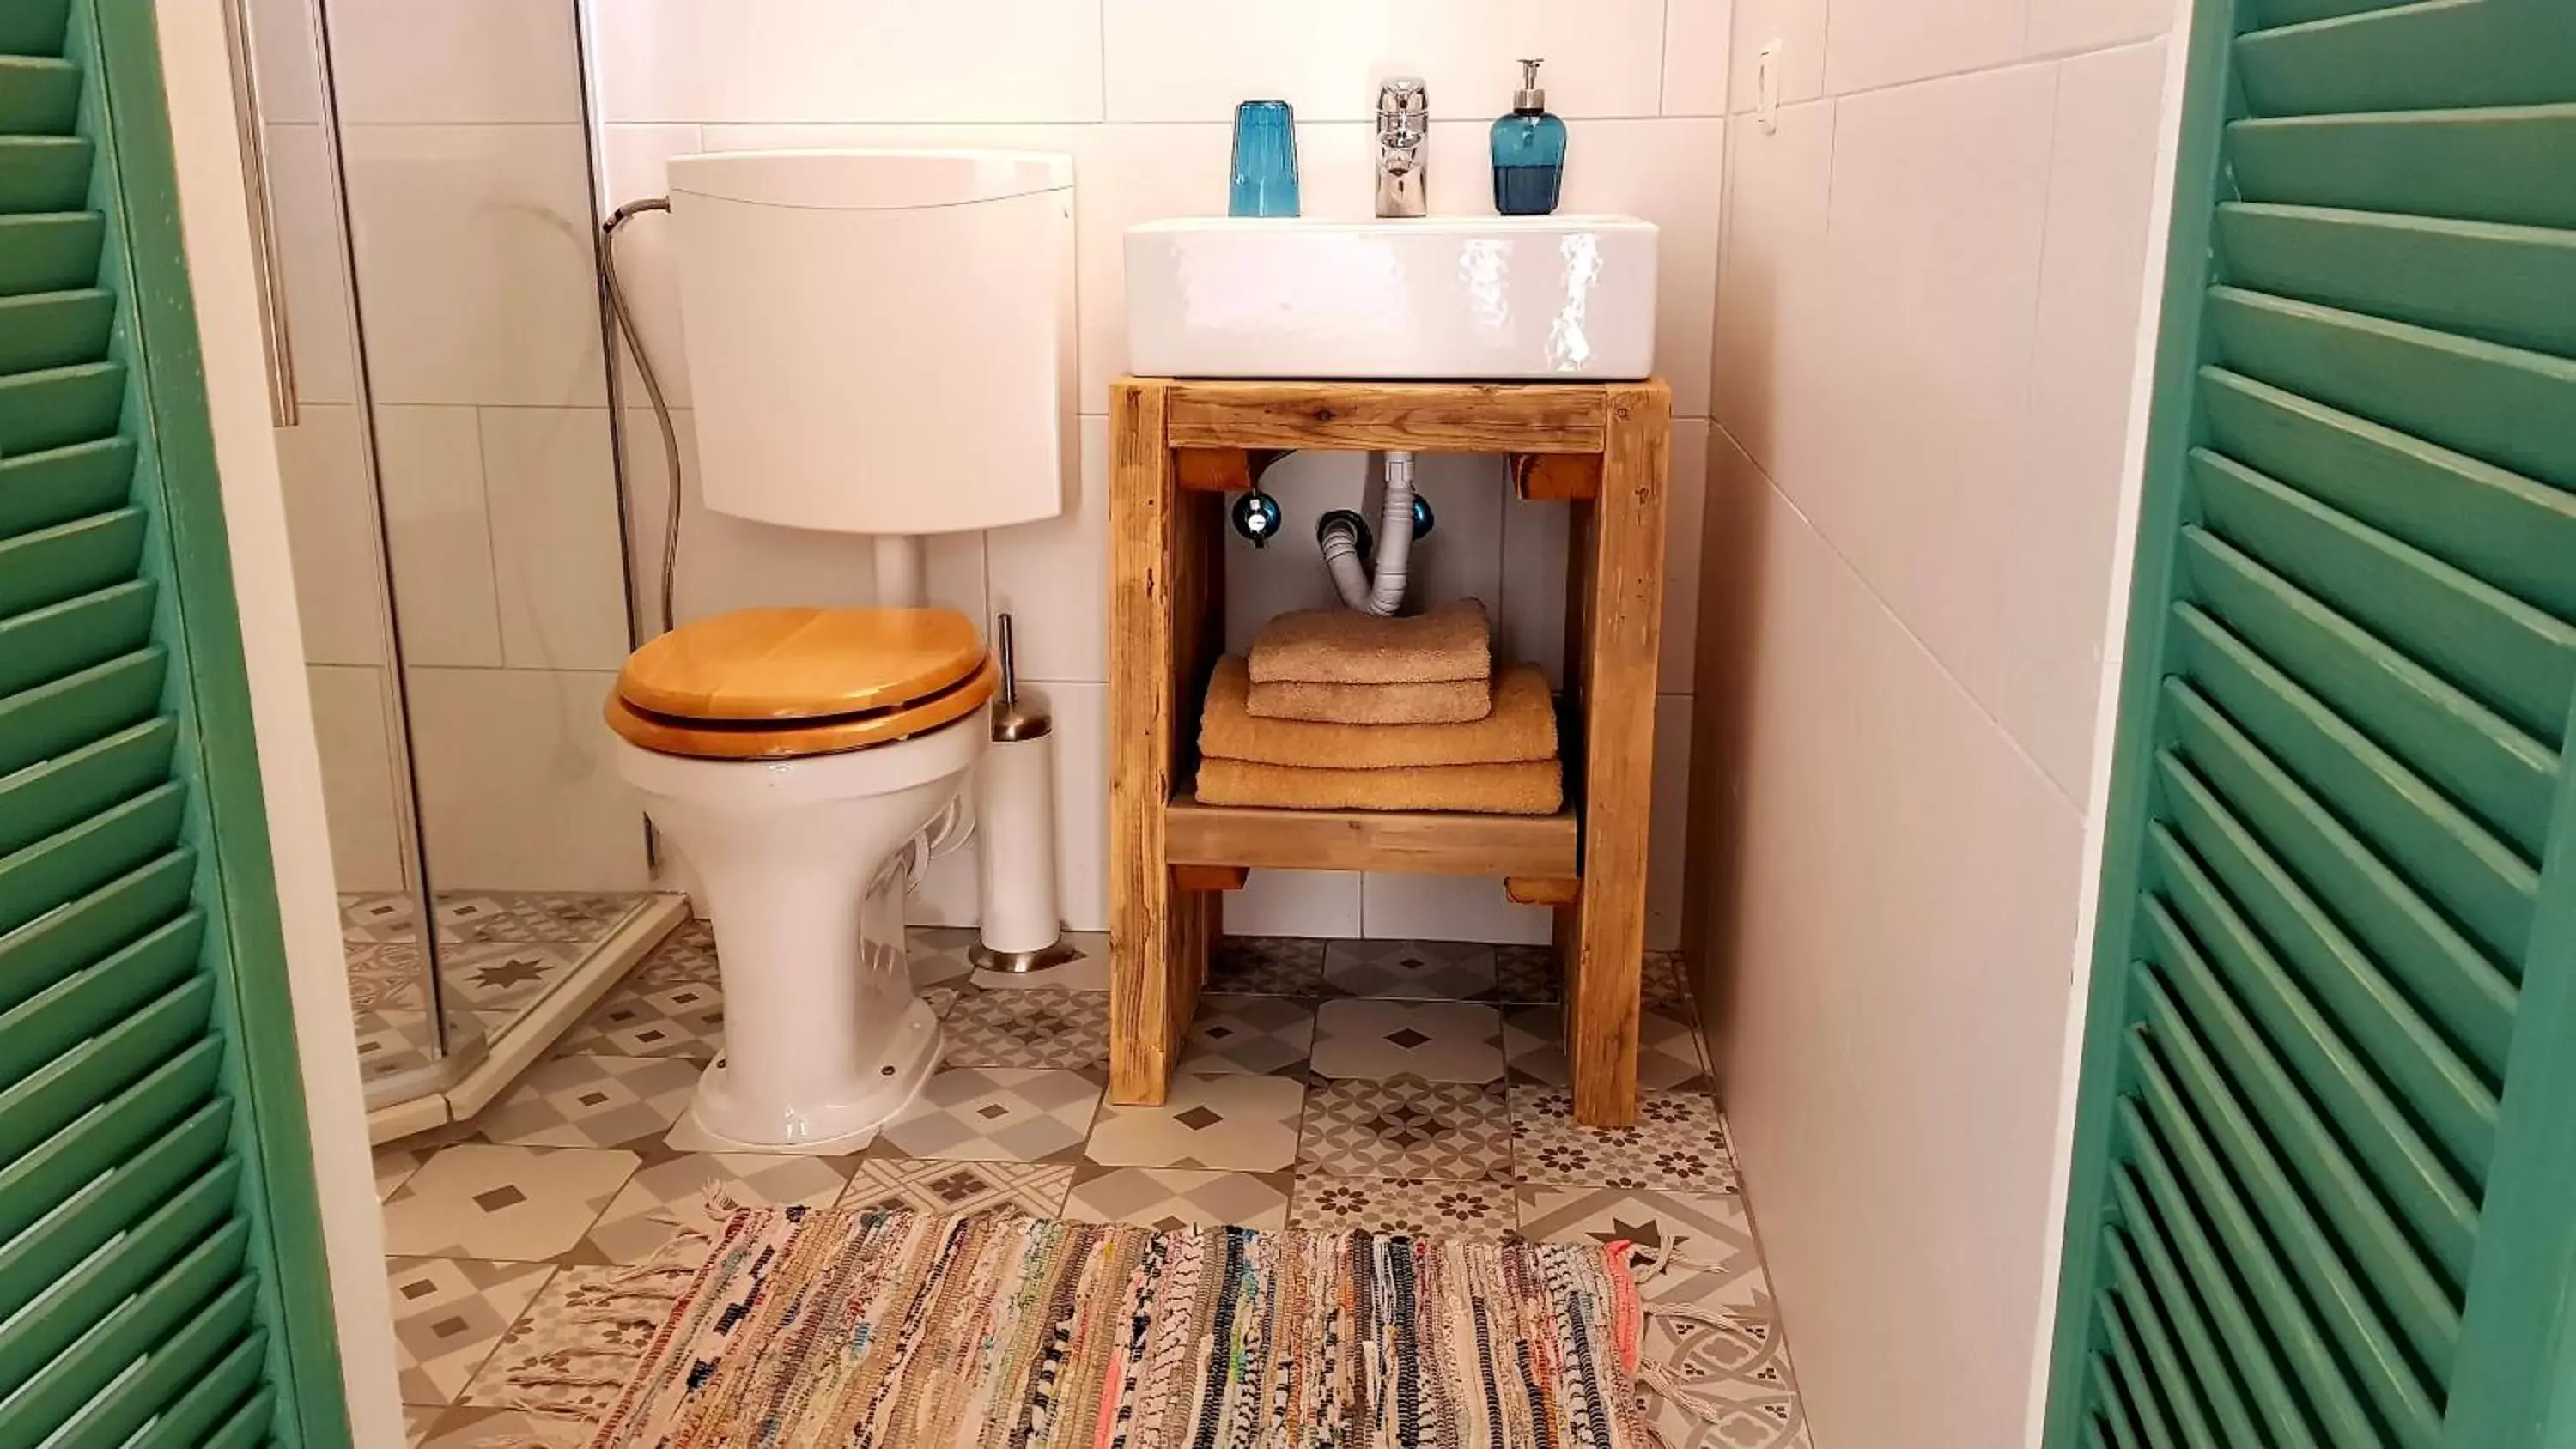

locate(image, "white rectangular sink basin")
[[1124, 215, 1657, 380]]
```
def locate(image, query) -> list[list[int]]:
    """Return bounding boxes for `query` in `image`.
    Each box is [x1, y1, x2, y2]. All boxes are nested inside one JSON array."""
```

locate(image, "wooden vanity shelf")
[[1110, 378, 1671, 1127]]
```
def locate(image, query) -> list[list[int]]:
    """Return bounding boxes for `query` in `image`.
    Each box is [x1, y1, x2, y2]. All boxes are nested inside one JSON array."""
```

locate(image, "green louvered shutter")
[[0, 0, 351, 1444], [2044, 0, 2576, 1446]]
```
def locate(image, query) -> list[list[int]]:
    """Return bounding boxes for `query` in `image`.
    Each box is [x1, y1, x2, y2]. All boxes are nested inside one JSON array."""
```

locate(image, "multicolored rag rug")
[[552, 1203, 1656, 1448]]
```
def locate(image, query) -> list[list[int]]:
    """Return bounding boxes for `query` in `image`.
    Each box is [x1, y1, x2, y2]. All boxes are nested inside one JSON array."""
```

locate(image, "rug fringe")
[[1628, 1236, 1753, 1449]]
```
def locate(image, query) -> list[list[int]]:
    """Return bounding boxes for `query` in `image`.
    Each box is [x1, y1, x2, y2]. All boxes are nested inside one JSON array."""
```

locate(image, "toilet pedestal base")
[[685, 997, 941, 1149]]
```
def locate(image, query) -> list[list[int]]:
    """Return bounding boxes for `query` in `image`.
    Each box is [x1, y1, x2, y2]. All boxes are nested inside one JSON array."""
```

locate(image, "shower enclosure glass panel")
[[245, 0, 654, 1106]]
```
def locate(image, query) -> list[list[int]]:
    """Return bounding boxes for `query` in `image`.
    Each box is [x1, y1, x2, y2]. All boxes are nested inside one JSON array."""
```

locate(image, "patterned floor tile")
[[1289, 1174, 1518, 1237], [579, 1152, 849, 1264], [1509, 1087, 1739, 1191], [1644, 951, 1698, 1013], [382, 1144, 638, 1260], [404, 1405, 441, 1445], [1516, 1185, 1754, 1261], [924, 985, 961, 1017], [630, 917, 720, 985], [375, 1143, 431, 1202], [437, 892, 641, 943], [1206, 936, 1327, 995], [1309, 998, 1505, 1082], [1493, 943, 1562, 1003], [440, 941, 581, 1013], [1063, 1166, 1291, 1230], [476, 1055, 703, 1149], [906, 926, 981, 987], [840, 1159, 1073, 1216], [1632, 1250, 1807, 1448], [1321, 938, 1499, 1000], [460, 1264, 665, 1418], [1083, 1074, 1307, 1172], [970, 931, 1111, 991], [940, 987, 1110, 1069], [1502, 1004, 1711, 1091], [415, 1407, 592, 1448], [345, 943, 429, 1011], [1297, 1077, 1513, 1180], [873, 1066, 1102, 1162], [343, 892, 425, 945], [1178, 993, 1316, 1075], [556, 979, 726, 1059], [353, 1009, 439, 1083], [386, 1257, 553, 1405]]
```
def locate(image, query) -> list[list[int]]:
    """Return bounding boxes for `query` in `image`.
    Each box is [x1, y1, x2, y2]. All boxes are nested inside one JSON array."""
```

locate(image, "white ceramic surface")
[[667, 149, 1075, 535], [612, 706, 988, 1146], [1122, 215, 1659, 380]]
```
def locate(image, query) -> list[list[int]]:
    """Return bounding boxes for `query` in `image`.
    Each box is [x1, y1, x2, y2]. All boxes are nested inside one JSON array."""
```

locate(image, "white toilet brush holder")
[[971, 615, 1082, 973]]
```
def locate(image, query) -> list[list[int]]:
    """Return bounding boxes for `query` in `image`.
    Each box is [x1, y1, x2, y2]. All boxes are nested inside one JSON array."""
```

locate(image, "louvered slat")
[[0, 1, 341, 1436], [2110, 1171, 2267, 1446], [2235, 0, 2576, 116], [2103, 1233, 2216, 1449], [0, 210, 101, 294], [2154, 749, 2499, 1185], [2181, 524, 2557, 859], [2169, 603, 2537, 970], [0, 577, 155, 696], [2228, 104, 2576, 231], [2217, 204, 2576, 358]]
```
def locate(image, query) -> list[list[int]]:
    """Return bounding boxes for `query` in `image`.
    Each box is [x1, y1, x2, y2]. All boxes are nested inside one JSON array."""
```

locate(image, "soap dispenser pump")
[[1490, 58, 1565, 215]]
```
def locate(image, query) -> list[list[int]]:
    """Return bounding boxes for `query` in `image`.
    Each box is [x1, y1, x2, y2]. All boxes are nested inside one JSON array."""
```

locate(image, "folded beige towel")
[[1203, 656, 1555, 767], [1248, 598, 1492, 686], [1196, 757, 1563, 815], [1245, 676, 1492, 725]]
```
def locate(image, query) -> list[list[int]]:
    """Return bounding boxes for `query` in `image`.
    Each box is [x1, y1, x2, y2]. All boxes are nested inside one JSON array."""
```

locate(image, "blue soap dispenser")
[[1490, 58, 1565, 215]]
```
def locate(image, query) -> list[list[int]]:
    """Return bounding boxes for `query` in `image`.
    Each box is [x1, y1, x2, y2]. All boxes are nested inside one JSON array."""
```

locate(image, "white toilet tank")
[[665, 149, 1075, 535]]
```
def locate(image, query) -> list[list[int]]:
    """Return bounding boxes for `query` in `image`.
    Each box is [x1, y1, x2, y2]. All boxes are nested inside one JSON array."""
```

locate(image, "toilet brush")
[[970, 615, 1082, 973]]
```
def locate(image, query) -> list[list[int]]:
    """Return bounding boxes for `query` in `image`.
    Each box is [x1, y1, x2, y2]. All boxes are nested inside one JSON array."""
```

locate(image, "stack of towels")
[[1194, 599, 1563, 815]]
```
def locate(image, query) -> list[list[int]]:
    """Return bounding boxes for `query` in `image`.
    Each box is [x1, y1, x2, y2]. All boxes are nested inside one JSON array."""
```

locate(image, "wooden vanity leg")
[[1110, 379, 1183, 1105], [1565, 382, 1670, 1127]]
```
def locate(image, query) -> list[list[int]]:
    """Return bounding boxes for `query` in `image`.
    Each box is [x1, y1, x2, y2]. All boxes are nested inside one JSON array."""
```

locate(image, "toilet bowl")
[[605, 605, 997, 1148]]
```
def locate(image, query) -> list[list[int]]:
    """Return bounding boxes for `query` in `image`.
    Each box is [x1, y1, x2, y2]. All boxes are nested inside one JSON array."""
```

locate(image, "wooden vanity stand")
[[1109, 377, 1671, 1128]]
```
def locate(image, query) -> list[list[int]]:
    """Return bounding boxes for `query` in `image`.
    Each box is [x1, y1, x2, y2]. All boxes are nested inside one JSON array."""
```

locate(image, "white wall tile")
[[1103, 0, 1669, 122], [1728, 0, 1827, 112], [1648, 693, 1692, 949], [1663, 0, 1736, 115], [1710, 100, 1835, 479], [598, 124, 703, 409], [1361, 872, 1552, 945], [338, 124, 606, 407], [592, 0, 1105, 124], [2016, 39, 2169, 793], [324, 0, 585, 124], [987, 418, 1109, 684], [1662, 421, 1710, 689], [405, 667, 650, 892], [2025, 0, 2175, 57], [264, 124, 356, 406], [307, 664, 409, 894], [1226, 870, 1363, 938], [1702, 474, 2083, 1449], [273, 403, 390, 667], [1497, 489, 1571, 687], [620, 407, 878, 630], [247, 0, 321, 124], [478, 407, 634, 671], [1799, 65, 2069, 789], [1824, 0, 2026, 96], [1046, 681, 1111, 932], [373, 405, 501, 668]]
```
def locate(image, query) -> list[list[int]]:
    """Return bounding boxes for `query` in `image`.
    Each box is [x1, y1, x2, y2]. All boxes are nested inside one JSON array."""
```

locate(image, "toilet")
[[606, 149, 1075, 1149]]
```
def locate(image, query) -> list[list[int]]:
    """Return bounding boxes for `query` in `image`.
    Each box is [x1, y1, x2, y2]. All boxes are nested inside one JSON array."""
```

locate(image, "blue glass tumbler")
[[1229, 100, 1300, 218]]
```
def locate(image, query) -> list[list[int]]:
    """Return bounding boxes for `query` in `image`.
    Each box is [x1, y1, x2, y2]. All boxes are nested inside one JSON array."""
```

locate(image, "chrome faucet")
[[1375, 78, 1429, 218]]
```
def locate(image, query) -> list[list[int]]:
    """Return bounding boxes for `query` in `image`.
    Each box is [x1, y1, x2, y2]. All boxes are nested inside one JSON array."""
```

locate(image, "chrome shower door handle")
[[220, 0, 299, 427]]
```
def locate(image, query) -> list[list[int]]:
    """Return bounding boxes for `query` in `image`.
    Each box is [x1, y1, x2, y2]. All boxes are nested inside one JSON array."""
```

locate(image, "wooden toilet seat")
[[606, 606, 996, 761]]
